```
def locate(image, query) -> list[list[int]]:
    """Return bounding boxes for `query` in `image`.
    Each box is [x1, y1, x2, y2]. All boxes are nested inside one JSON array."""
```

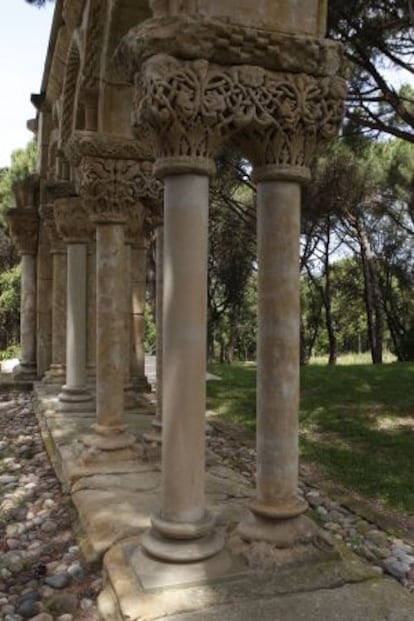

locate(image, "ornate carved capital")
[[39, 204, 65, 253], [133, 55, 346, 180], [12, 174, 40, 210], [7, 209, 39, 255], [54, 197, 94, 243], [78, 157, 158, 225]]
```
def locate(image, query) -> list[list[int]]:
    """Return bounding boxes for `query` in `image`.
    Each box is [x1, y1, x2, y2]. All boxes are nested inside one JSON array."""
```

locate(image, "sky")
[[0, 0, 55, 168]]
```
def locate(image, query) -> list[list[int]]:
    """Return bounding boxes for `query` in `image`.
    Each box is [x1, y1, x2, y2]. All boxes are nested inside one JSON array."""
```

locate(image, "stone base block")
[[12, 363, 38, 381], [99, 535, 395, 621]]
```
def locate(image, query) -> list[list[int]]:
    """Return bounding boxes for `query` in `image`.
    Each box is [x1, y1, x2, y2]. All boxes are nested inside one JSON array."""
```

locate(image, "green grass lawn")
[[207, 361, 414, 514]]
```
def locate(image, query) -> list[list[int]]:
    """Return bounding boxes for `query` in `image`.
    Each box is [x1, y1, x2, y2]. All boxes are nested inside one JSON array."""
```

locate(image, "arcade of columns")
[[6, 0, 346, 564]]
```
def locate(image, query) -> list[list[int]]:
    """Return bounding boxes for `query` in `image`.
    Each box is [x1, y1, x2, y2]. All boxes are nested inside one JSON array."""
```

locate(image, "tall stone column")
[[152, 225, 164, 429], [130, 240, 151, 393], [86, 241, 96, 382], [54, 197, 94, 412], [142, 162, 223, 563], [40, 203, 67, 385], [77, 154, 149, 451], [238, 172, 316, 545], [7, 205, 39, 380], [125, 202, 150, 404]]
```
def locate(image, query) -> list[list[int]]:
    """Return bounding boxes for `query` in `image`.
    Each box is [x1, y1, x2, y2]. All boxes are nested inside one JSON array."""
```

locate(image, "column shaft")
[[44, 250, 67, 383], [86, 243, 96, 380], [58, 244, 93, 411], [95, 224, 127, 430], [142, 173, 223, 562], [18, 254, 37, 374], [131, 244, 150, 391], [161, 174, 209, 522], [154, 226, 164, 426]]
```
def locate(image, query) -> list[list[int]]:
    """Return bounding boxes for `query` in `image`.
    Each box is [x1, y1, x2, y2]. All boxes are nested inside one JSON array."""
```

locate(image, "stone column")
[[141, 161, 223, 563], [40, 203, 67, 385], [54, 198, 94, 412], [237, 173, 316, 545], [86, 241, 96, 382], [124, 202, 148, 406], [7, 206, 39, 380], [78, 155, 147, 452], [153, 225, 164, 429], [130, 240, 151, 393]]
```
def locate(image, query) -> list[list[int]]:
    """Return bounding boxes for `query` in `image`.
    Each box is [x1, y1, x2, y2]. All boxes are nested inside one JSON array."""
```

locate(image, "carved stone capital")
[[7, 209, 39, 255], [78, 157, 158, 225], [54, 197, 94, 243], [133, 55, 346, 179], [12, 174, 40, 210], [39, 204, 65, 253]]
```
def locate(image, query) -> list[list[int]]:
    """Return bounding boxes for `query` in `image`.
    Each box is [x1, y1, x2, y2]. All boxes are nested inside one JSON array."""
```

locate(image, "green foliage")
[[207, 361, 414, 513], [144, 305, 156, 354]]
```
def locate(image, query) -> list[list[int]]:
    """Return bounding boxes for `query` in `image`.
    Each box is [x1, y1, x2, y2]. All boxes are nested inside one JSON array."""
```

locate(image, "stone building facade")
[[7, 0, 346, 566]]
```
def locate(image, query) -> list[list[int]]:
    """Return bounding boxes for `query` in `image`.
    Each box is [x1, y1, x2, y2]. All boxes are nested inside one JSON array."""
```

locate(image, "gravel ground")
[[1, 390, 413, 621], [0, 391, 101, 621]]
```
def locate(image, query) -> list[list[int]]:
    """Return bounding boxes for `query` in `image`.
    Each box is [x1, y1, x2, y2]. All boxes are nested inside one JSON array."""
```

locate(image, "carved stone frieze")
[[54, 197, 94, 243], [132, 54, 347, 175], [116, 16, 342, 81], [39, 204, 65, 253], [7, 209, 39, 255]]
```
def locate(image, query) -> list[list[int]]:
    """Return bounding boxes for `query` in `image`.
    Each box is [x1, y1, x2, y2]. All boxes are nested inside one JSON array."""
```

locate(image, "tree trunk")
[[358, 224, 383, 364]]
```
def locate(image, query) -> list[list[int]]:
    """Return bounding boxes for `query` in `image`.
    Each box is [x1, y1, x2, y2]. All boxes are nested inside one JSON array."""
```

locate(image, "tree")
[[328, 0, 414, 141]]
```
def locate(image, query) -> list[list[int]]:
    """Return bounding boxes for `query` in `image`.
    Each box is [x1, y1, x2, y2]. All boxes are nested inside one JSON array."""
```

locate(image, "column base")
[[12, 363, 38, 380], [43, 364, 66, 385], [57, 385, 95, 413], [237, 512, 319, 548], [124, 385, 140, 410], [249, 496, 308, 520], [131, 374, 152, 393], [82, 423, 135, 451], [141, 528, 224, 563]]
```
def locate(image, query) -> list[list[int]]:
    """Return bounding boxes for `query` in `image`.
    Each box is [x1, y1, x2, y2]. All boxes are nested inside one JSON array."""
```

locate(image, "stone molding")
[[116, 16, 343, 81], [54, 197, 95, 243], [132, 54, 347, 176], [66, 130, 153, 165], [7, 209, 39, 255], [39, 204, 65, 253], [12, 174, 40, 211]]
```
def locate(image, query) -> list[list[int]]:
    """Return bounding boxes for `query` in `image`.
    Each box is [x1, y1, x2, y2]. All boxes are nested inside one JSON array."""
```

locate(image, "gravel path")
[[1, 390, 413, 621], [0, 391, 101, 621]]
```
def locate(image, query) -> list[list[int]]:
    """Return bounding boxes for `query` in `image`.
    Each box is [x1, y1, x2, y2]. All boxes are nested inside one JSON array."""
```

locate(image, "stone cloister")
[[6, 1, 353, 618]]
